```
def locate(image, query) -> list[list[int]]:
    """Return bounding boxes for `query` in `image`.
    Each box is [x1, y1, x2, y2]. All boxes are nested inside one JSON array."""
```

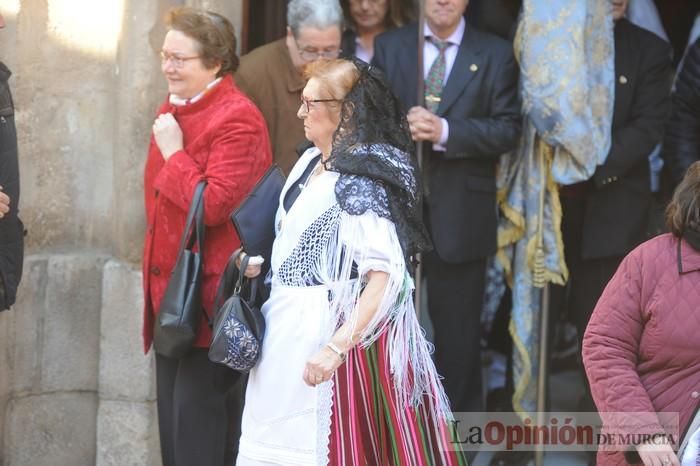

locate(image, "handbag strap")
[[211, 249, 260, 327], [234, 254, 250, 295], [194, 181, 205, 256], [249, 273, 259, 304], [179, 181, 208, 325], [233, 254, 259, 304], [214, 249, 243, 310], [179, 181, 206, 254]]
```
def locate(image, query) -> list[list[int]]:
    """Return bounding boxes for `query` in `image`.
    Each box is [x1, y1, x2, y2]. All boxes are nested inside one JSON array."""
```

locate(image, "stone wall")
[[2, 254, 108, 466], [0, 0, 243, 464]]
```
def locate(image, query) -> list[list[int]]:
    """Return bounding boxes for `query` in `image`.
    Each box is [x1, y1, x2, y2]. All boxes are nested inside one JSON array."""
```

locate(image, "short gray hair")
[[287, 0, 344, 37]]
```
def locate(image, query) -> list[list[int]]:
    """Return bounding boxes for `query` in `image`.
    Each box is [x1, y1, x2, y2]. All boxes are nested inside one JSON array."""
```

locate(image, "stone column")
[[96, 261, 159, 466], [3, 254, 108, 466], [13, 0, 117, 252]]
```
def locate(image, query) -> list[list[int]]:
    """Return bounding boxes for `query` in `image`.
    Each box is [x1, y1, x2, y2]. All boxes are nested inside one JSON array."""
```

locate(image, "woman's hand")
[[636, 440, 679, 466], [301, 269, 388, 387], [243, 264, 261, 278], [152, 113, 184, 160], [234, 251, 263, 278], [303, 346, 344, 387]]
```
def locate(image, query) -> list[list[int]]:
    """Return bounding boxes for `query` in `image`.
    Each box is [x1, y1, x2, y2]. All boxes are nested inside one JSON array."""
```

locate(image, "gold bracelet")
[[326, 342, 346, 362]]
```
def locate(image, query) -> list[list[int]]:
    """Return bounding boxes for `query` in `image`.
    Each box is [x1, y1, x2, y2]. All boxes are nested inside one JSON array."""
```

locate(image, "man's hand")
[[153, 113, 184, 160], [407, 106, 443, 144], [0, 187, 10, 219]]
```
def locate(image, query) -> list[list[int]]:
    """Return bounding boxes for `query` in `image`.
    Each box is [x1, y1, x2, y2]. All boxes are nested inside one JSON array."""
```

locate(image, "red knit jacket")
[[142, 75, 272, 353]]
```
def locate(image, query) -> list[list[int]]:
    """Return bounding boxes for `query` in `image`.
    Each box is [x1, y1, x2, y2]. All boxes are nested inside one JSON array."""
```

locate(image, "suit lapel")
[[398, 26, 419, 110], [438, 26, 481, 115], [612, 20, 633, 129]]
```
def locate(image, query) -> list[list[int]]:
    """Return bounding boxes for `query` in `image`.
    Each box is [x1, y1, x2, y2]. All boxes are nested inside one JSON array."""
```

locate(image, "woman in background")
[[340, 0, 414, 62]]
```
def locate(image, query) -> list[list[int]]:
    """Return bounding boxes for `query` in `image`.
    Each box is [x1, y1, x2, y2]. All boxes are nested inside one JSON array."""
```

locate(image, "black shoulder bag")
[[153, 181, 206, 359]]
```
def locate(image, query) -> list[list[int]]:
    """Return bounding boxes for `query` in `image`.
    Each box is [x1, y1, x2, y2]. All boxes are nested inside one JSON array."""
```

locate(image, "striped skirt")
[[327, 331, 468, 466]]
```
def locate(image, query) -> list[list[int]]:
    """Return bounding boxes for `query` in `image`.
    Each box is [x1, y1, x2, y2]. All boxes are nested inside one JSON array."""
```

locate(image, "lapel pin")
[[619, 75, 628, 84], [470, 64, 478, 72]]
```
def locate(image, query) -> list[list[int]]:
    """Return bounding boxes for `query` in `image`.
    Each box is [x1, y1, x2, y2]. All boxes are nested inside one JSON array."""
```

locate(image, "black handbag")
[[208, 251, 266, 372], [231, 165, 285, 262], [153, 181, 207, 359]]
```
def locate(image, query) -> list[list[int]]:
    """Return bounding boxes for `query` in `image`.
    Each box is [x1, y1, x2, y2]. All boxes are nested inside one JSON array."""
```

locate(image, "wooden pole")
[[535, 282, 550, 466], [414, 0, 426, 318], [533, 139, 553, 466]]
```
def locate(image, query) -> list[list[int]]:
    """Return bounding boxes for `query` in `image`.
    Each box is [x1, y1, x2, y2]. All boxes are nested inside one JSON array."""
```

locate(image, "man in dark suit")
[[561, 2, 672, 348], [557, 8, 672, 458], [372, 0, 521, 414]]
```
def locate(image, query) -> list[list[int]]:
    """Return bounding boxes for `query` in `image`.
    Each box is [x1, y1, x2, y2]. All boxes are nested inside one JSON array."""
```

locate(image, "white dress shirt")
[[354, 36, 372, 64], [423, 17, 466, 150]]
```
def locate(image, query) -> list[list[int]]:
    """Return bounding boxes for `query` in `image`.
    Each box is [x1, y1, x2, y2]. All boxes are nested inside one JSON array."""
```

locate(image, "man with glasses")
[[235, 0, 343, 175]]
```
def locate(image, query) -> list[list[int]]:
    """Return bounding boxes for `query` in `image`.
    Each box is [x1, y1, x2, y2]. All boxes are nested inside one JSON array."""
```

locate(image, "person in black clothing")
[[490, 2, 673, 465], [554, 5, 672, 466], [664, 37, 700, 188], [561, 1, 672, 355], [0, 12, 24, 312]]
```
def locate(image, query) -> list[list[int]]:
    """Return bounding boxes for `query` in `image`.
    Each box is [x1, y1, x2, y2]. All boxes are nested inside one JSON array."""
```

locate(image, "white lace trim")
[[316, 377, 334, 466]]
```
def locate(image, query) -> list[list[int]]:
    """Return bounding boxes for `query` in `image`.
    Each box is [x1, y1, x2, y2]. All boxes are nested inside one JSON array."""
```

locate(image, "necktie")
[[425, 37, 450, 113]]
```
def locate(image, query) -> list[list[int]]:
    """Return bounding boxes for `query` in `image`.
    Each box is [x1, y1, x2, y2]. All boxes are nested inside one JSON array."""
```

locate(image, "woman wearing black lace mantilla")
[[236, 58, 466, 465]]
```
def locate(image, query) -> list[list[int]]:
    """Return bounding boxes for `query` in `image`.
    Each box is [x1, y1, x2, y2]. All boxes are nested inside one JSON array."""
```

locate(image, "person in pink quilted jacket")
[[583, 161, 700, 466]]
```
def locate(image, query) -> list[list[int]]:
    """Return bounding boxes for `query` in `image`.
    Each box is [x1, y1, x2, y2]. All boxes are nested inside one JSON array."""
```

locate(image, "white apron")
[[238, 149, 339, 466]]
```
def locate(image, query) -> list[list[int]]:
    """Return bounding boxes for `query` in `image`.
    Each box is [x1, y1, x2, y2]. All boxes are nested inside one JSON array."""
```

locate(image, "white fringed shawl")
[[273, 147, 451, 420]]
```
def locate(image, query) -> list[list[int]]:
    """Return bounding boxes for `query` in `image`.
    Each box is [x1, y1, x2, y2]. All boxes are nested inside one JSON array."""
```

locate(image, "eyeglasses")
[[160, 51, 201, 68], [300, 95, 341, 113], [294, 41, 342, 61], [350, 0, 387, 5]]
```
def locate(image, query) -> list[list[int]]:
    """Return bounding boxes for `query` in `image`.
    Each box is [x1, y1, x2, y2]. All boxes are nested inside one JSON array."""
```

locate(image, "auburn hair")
[[165, 7, 239, 76]]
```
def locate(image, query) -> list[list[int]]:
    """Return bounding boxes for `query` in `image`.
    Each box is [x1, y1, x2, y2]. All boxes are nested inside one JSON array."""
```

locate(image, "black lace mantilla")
[[335, 173, 390, 219], [325, 59, 432, 270]]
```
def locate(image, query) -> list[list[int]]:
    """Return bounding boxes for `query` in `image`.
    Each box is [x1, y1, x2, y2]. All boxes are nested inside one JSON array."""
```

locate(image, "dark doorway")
[[240, 0, 700, 61], [243, 0, 288, 54], [656, 0, 700, 65]]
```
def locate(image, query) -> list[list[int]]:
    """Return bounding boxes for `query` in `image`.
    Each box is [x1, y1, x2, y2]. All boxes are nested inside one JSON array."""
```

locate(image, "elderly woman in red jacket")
[[583, 161, 700, 466], [142, 7, 271, 466]]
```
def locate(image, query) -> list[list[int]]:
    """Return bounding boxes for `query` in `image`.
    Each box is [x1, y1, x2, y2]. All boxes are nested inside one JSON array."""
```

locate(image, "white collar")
[[424, 16, 466, 46], [169, 77, 222, 106]]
